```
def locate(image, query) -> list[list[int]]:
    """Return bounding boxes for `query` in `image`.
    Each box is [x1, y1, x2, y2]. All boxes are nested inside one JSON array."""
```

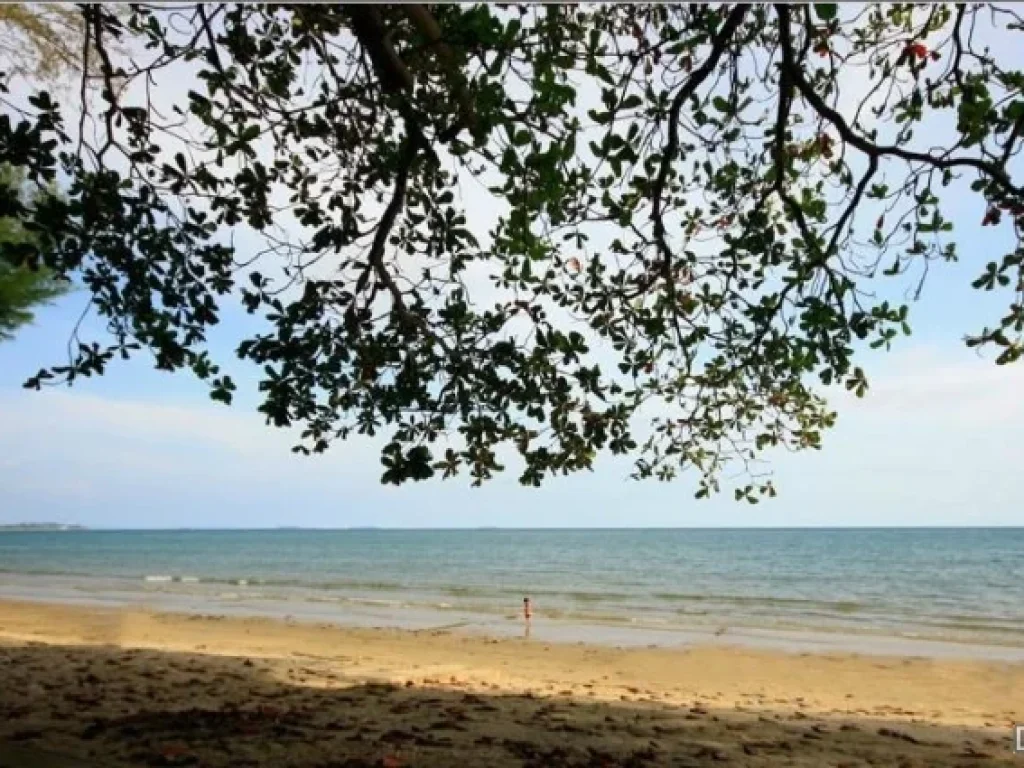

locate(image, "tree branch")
[[345, 6, 414, 94], [644, 5, 748, 346], [650, 6, 749, 275], [369, 123, 420, 324], [776, 5, 1022, 199], [402, 4, 477, 140]]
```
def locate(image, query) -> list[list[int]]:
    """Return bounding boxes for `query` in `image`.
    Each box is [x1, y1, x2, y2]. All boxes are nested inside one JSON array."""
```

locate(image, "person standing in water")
[[523, 596, 532, 633]]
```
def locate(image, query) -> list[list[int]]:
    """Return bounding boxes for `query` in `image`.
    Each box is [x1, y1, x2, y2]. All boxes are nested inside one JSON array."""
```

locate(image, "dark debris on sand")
[[0, 641, 1014, 768]]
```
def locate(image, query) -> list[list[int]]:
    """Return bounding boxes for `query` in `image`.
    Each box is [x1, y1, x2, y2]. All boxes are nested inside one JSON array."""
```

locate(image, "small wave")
[[488, 588, 633, 607], [936, 612, 1024, 626], [144, 575, 172, 583], [929, 619, 1024, 635], [176, 576, 200, 583], [442, 586, 494, 598], [346, 598, 405, 608], [653, 592, 867, 614], [0, 566, 104, 579], [567, 591, 617, 603], [194, 576, 410, 593], [653, 592, 709, 601]]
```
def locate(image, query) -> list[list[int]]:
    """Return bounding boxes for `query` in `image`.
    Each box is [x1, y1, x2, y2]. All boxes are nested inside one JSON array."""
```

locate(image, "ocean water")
[[1, 528, 1022, 652]]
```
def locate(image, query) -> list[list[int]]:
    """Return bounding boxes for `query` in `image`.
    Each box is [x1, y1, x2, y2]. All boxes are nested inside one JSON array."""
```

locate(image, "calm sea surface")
[[1, 528, 1022, 651]]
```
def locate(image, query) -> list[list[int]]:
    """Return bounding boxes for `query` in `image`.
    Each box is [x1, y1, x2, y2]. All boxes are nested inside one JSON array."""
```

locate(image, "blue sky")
[[1, 9, 1023, 529]]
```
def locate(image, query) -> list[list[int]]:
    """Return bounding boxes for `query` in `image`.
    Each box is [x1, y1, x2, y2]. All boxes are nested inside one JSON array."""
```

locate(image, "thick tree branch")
[[362, 113, 460, 369], [368, 123, 420, 328], [650, 5, 749, 274], [84, 5, 118, 161], [345, 6, 414, 94], [949, 4, 967, 91], [772, 9, 878, 260], [643, 5, 748, 346], [402, 5, 477, 140]]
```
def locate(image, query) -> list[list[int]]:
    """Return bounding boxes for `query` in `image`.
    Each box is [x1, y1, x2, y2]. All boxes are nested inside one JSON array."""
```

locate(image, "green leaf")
[[621, 94, 642, 110], [814, 4, 838, 21]]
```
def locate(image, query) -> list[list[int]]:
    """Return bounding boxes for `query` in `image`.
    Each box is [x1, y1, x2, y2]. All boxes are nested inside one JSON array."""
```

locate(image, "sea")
[[1, 528, 1023, 658]]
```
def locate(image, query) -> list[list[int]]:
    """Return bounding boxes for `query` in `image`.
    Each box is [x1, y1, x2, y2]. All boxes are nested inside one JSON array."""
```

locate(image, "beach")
[[0, 599, 1020, 766]]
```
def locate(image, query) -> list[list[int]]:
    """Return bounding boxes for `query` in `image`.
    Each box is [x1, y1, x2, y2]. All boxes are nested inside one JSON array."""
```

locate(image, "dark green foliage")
[[0, 259, 67, 342], [0, 4, 1021, 496], [0, 165, 68, 341]]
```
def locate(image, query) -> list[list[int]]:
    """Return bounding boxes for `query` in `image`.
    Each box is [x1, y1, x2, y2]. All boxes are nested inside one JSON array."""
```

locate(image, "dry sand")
[[0, 598, 1021, 766]]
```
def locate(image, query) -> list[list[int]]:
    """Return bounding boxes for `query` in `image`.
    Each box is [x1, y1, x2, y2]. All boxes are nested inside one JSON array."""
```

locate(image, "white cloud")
[[0, 389, 288, 459], [835, 345, 1024, 428], [1, 341, 1022, 528], [0, 387, 385, 522]]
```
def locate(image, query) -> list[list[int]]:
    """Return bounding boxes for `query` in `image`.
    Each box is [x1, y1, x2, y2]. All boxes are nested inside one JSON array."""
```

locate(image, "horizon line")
[[5, 525, 1023, 532]]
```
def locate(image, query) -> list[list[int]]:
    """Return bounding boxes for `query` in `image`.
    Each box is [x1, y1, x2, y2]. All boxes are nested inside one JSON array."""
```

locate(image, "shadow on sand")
[[0, 640, 1013, 767]]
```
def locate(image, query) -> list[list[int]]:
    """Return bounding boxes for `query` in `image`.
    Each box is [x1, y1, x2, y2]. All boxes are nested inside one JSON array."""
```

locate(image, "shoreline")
[[4, 528, 1022, 660], [3, 580, 1024, 663], [0, 598, 1021, 766]]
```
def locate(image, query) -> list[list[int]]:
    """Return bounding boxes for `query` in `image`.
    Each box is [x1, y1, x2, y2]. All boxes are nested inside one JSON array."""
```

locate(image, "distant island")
[[0, 523, 87, 531]]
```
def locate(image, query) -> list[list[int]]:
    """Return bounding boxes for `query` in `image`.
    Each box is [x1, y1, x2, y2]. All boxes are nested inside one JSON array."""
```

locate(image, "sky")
[[1, 7, 1022, 529], [2, 232, 1021, 529]]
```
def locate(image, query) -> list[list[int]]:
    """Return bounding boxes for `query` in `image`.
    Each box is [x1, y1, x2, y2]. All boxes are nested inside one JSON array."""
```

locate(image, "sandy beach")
[[0, 598, 1020, 766]]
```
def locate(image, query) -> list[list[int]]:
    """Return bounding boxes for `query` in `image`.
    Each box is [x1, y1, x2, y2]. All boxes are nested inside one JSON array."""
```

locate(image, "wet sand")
[[0, 598, 1021, 766]]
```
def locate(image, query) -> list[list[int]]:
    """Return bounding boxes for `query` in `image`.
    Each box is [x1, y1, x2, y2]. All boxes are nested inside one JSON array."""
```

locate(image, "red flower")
[[907, 42, 928, 60]]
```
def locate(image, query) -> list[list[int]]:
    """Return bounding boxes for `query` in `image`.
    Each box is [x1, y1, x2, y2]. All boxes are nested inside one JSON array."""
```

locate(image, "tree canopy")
[[0, 165, 69, 342], [0, 4, 1021, 497], [0, 3, 126, 88]]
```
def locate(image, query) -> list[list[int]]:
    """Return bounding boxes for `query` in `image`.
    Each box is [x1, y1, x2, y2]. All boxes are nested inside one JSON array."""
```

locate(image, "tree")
[[0, 4, 86, 84], [0, 3, 110, 342], [0, 4, 1021, 497], [0, 259, 68, 343], [0, 3, 126, 87], [0, 165, 68, 342]]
